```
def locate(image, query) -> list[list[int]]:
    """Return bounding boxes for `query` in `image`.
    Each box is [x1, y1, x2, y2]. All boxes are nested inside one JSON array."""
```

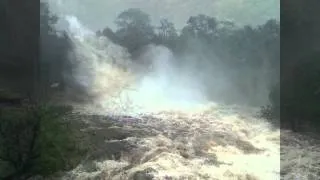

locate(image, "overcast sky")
[[48, 0, 279, 31]]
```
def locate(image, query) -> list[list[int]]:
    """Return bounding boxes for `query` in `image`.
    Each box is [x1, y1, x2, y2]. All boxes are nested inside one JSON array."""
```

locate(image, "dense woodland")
[[95, 5, 318, 133], [0, 1, 319, 179], [97, 9, 279, 107]]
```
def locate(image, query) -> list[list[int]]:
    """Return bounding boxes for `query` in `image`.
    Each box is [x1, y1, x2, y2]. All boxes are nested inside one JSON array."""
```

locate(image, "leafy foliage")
[[97, 8, 318, 133], [40, 2, 73, 99], [0, 104, 82, 179], [114, 8, 155, 55]]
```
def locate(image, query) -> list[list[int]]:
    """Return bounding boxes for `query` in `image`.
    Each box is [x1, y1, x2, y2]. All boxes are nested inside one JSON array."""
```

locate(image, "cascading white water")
[[56, 15, 281, 179], [44, 1, 319, 180], [57, 12, 208, 115]]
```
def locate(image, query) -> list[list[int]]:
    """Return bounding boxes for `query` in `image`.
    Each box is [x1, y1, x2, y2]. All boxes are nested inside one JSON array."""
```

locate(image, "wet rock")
[[140, 147, 170, 163], [131, 168, 156, 180], [87, 140, 136, 161], [204, 155, 218, 165]]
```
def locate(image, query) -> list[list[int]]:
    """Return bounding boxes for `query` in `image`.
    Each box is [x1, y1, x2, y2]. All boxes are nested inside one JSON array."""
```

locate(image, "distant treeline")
[[0, 1, 319, 133], [96, 6, 320, 133], [97, 9, 279, 106]]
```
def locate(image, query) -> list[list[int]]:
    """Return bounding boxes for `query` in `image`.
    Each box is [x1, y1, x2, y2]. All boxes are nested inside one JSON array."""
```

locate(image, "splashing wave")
[[46, 7, 318, 180]]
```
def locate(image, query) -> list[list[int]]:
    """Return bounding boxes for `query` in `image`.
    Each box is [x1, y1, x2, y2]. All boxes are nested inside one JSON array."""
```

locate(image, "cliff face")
[[0, 0, 39, 97]]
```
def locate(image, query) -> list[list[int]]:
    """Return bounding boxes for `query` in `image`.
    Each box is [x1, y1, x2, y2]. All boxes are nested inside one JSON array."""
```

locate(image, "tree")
[[0, 105, 78, 179], [114, 8, 155, 55], [176, 14, 221, 56], [151, 18, 178, 50], [158, 19, 177, 37], [97, 26, 118, 43], [40, 2, 72, 100], [181, 14, 219, 41]]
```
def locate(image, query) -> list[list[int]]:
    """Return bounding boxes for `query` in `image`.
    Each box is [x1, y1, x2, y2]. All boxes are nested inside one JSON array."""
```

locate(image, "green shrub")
[[0, 104, 83, 179]]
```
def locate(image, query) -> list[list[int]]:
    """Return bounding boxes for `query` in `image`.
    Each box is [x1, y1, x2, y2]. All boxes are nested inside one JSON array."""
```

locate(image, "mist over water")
[[47, 0, 277, 109], [53, 9, 208, 115], [129, 45, 208, 112], [44, 1, 286, 180]]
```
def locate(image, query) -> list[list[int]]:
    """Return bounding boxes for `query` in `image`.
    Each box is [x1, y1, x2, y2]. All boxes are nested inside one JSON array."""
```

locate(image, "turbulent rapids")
[[47, 10, 320, 180], [66, 105, 280, 180]]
